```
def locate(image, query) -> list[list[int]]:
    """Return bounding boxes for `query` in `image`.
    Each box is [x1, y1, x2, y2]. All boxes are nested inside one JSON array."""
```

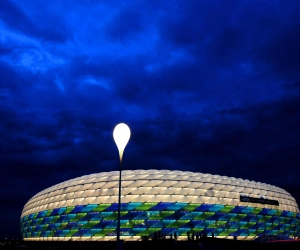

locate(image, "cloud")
[[1, 0, 300, 237]]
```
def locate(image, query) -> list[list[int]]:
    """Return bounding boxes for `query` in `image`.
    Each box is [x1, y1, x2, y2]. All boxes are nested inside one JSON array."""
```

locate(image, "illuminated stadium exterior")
[[21, 170, 300, 241]]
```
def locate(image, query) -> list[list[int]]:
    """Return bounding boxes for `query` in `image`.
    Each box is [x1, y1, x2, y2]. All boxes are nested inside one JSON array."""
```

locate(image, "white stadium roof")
[[21, 169, 299, 217]]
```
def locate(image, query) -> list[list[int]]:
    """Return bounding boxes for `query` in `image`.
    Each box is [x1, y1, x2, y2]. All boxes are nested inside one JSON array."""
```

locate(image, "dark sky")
[[1, 0, 300, 238]]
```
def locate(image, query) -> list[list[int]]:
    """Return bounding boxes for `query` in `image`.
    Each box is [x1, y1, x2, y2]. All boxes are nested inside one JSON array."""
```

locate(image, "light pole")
[[113, 123, 131, 250]]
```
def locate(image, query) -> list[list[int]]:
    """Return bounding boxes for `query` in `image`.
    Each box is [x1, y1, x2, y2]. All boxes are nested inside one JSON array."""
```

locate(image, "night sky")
[[1, 0, 300, 238]]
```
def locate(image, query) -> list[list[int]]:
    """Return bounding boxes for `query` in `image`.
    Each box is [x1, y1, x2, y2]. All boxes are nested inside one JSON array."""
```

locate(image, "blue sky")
[[0, 0, 300, 237]]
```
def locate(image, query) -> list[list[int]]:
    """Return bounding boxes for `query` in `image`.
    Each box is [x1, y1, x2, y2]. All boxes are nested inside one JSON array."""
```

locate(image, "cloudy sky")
[[1, 0, 300, 238]]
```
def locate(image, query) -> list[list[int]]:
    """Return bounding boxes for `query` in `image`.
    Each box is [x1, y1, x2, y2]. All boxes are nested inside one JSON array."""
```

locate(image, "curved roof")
[[21, 169, 299, 217]]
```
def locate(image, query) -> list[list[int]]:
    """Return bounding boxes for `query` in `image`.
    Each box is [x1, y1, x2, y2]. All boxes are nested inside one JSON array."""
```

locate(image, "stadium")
[[21, 169, 300, 241]]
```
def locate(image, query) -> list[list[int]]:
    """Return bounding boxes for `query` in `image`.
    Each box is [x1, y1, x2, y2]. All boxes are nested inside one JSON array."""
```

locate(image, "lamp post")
[[113, 123, 131, 250]]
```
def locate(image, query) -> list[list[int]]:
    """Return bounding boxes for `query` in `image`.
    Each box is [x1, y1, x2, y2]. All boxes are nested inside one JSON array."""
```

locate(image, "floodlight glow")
[[113, 123, 131, 161]]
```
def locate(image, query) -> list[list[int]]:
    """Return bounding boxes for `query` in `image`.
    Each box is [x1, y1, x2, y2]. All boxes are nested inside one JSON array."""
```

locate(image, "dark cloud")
[[0, 0, 67, 42], [1, 0, 300, 238]]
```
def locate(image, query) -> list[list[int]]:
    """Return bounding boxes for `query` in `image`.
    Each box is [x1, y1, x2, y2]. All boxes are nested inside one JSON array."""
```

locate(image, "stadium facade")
[[21, 170, 300, 241]]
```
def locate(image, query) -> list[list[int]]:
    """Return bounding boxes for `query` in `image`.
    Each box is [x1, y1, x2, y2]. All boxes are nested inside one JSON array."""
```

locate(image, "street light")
[[113, 123, 131, 250]]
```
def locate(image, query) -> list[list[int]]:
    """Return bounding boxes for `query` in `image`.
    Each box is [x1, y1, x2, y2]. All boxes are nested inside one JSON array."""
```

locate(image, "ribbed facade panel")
[[21, 170, 300, 241]]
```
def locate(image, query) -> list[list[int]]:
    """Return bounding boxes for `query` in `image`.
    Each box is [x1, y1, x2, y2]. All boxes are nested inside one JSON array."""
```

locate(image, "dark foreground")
[[1, 238, 300, 250]]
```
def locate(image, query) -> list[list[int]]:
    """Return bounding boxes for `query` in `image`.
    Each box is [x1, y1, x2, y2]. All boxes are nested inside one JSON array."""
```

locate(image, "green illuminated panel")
[[94, 231, 105, 236], [219, 229, 237, 236], [104, 228, 116, 235], [70, 213, 86, 222], [57, 222, 68, 230], [137, 228, 159, 236], [240, 223, 250, 229], [282, 217, 290, 224], [50, 216, 60, 224], [45, 210, 53, 217], [167, 220, 190, 228], [81, 221, 99, 229], [135, 203, 157, 211], [92, 204, 110, 212], [265, 223, 274, 230], [259, 215, 272, 223], [195, 212, 214, 220], [190, 228, 202, 233], [148, 211, 160, 219], [182, 204, 200, 211], [36, 218, 43, 225], [121, 221, 132, 228], [250, 208, 262, 215], [248, 222, 256, 227], [47, 231, 55, 237], [231, 214, 247, 221], [63, 206, 75, 214], [162, 220, 176, 227], [103, 212, 127, 220], [130, 220, 145, 227], [33, 232, 41, 237], [66, 229, 78, 237], [220, 206, 235, 213], [88, 228, 102, 236], [156, 211, 174, 219]]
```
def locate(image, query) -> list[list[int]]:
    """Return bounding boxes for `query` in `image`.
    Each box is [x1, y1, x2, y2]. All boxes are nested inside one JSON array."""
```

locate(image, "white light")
[[113, 123, 131, 161]]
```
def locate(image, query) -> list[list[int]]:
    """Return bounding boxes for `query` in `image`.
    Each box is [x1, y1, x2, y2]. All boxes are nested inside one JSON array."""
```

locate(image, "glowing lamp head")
[[113, 123, 131, 161]]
